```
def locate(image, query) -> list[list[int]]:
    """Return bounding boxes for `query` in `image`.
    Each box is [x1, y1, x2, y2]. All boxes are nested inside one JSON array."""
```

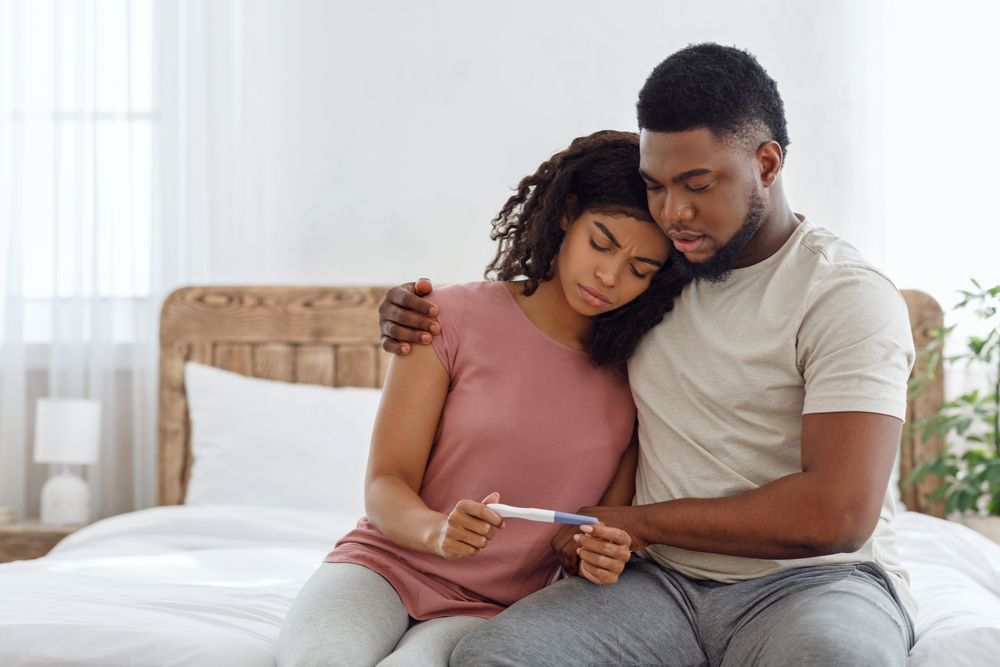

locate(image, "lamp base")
[[40, 473, 91, 525]]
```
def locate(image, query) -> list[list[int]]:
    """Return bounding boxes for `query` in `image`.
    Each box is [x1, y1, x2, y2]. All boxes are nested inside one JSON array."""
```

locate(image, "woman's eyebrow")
[[594, 222, 621, 248], [594, 221, 663, 268]]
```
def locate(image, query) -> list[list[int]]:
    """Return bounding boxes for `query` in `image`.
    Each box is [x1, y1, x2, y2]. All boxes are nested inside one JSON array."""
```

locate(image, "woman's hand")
[[573, 522, 631, 585], [429, 492, 505, 560]]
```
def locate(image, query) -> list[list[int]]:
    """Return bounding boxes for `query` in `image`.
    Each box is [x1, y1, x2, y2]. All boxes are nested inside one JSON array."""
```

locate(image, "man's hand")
[[550, 524, 584, 575], [379, 279, 441, 355], [428, 492, 505, 560], [574, 522, 631, 585]]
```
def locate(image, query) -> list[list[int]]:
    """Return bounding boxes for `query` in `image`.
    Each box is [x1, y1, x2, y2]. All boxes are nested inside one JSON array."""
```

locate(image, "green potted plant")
[[904, 280, 1000, 542]]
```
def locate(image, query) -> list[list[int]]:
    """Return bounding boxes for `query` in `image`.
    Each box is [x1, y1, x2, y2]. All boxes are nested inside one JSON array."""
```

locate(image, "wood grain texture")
[[157, 287, 385, 505], [336, 345, 378, 388], [160, 286, 392, 344], [899, 290, 946, 518], [158, 342, 189, 506], [213, 344, 253, 375], [0, 521, 81, 563], [253, 344, 295, 382], [296, 344, 335, 387]]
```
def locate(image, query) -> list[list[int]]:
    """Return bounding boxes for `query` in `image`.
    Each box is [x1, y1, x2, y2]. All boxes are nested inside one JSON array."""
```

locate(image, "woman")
[[277, 130, 685, 667]]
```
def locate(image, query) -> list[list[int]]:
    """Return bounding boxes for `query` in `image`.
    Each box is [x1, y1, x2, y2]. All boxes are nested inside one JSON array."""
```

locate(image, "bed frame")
[[157, 286, 947, 516]]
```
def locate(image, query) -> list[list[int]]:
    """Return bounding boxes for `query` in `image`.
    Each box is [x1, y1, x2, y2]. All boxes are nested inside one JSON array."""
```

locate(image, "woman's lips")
[[579, 285, 611, 307]]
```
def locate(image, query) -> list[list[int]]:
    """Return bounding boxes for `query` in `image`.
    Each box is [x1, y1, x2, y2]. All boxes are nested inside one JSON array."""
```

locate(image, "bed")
[[0, 286, 997, 666]]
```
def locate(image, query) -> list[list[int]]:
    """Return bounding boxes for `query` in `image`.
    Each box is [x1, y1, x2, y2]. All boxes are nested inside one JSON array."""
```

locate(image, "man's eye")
[[688, 183, 711, 192], [645, 184, 662, 192]]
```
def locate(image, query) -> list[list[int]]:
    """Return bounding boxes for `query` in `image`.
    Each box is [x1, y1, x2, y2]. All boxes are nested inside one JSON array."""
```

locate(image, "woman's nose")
[[595, 260, 620, 287]]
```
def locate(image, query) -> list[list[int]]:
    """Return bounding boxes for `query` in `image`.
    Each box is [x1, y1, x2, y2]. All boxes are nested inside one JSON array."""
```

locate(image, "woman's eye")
[[589, 239, 609, 252], [631, 265, 650, 279]]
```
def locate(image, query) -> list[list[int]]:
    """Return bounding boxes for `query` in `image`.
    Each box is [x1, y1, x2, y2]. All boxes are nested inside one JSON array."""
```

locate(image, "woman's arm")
[[365, 342, 503, 559]]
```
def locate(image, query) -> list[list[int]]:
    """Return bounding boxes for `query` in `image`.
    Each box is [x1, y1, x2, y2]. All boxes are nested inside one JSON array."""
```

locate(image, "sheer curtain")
[[0, 0, 272, 521]]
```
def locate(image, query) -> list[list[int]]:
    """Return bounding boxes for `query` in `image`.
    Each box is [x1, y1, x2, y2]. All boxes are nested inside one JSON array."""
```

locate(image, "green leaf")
[[903, 462, 932, 486], [928, 482, 953, 503], [956, 417, 975, 435]]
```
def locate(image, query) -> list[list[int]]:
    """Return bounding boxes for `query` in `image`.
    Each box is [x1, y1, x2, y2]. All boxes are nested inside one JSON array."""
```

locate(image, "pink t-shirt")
[[326, 281, 636, 619]]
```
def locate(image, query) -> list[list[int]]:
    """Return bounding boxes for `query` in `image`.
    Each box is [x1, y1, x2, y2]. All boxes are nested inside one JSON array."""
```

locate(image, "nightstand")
[[0, 520, 82, 563]]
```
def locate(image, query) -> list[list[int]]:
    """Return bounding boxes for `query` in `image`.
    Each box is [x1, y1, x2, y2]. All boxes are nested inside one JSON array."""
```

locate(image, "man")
[[379, 43, 915, 666]]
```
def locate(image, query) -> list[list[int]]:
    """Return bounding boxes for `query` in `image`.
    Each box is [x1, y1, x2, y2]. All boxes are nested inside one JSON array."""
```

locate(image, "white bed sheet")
[[1, 506, 999, 666], [0, 505, 359, 667]]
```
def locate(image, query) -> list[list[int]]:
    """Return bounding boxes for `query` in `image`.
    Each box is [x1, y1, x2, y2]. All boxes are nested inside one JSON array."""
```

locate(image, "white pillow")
[[183, 362, 381, 517]]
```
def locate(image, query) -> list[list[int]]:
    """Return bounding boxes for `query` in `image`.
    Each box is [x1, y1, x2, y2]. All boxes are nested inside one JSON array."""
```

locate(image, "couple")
[[279, 43, 917, 667]]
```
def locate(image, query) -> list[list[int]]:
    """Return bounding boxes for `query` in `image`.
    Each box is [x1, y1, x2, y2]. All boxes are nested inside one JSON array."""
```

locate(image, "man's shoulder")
[[789, 219, 899, 297]]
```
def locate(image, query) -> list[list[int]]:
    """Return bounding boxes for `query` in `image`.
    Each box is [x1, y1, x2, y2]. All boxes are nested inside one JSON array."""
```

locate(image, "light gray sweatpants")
[[451, 558, 915, 667], [277, 562, 485, 667]]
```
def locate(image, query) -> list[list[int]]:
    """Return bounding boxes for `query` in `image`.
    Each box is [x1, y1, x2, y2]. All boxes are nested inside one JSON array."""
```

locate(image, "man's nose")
[[660, 191, 695, 226]]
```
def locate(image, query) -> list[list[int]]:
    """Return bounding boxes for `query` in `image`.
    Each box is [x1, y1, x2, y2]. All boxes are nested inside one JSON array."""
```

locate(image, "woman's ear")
[[561, 195, 578, 231]]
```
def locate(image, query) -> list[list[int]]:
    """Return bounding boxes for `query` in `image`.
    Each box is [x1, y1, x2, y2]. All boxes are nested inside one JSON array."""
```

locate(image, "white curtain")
[[0, 0, 272, 521]]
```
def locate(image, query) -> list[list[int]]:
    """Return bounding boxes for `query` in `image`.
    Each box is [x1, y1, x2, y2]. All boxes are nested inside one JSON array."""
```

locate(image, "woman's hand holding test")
[[430, 493, 505, 560]]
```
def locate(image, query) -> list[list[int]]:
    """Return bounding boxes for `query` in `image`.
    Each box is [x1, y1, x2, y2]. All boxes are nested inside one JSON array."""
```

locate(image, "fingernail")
[[420, 334, 431, 343], [580, 525, 594, 533], [573, 534, 581, 542], [430, 306, 439, 317], [431, 323, 441, 333], [401, 344, 409, 354]]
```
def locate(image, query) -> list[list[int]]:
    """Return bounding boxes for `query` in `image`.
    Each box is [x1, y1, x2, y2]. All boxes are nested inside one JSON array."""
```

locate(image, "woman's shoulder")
[[425, 281, 510, 321]]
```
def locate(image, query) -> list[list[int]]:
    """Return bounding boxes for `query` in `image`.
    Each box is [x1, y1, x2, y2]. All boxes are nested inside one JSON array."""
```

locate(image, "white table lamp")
[[33, 398, 101, 525]]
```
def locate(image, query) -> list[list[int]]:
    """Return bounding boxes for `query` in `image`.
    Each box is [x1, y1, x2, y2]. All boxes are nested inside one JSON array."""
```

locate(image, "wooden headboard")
[[157, 286, 392, 506], [157, 286, 946, 516]]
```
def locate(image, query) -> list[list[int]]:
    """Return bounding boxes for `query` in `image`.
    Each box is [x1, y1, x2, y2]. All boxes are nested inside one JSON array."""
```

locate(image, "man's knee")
[[449, 616, 522, 667], [753, 612, 908, 667]]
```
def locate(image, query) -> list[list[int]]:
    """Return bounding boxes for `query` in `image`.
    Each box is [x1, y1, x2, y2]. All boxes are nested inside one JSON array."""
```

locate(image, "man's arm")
[[584, 411, 901, 559], [379, 279, 441, 355]]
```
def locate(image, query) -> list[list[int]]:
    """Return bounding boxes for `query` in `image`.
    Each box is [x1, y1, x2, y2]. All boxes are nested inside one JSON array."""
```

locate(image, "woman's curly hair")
[[485, 130, 689, 368]]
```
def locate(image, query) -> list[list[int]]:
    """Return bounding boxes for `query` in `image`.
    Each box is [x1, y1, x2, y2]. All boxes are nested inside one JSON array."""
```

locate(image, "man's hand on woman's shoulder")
[[379, 279, 442, 355]]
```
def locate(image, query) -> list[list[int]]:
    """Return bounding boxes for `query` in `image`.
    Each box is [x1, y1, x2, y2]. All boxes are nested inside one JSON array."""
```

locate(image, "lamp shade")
[[33, 399, 101, 465]]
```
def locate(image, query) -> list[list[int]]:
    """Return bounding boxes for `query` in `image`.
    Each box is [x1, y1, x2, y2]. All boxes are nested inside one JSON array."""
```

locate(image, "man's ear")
[[756, 140, 783, 188]]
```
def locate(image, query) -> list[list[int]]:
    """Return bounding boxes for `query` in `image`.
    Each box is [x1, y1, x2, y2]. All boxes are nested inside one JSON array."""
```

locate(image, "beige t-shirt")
[[628, 216, 917, 616]]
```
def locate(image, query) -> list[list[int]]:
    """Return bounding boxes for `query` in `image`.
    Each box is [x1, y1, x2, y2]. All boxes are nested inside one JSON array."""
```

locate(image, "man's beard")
[[673, 189, 765, 284]]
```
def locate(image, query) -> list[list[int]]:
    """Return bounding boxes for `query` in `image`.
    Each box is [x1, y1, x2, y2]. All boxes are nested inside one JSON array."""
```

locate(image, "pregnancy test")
[[487, 503, 597, 526]]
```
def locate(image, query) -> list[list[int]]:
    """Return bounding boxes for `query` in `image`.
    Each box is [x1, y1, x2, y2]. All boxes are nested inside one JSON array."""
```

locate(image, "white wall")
[[883, 0, 1000, 313], [230, 0, 886, 287]]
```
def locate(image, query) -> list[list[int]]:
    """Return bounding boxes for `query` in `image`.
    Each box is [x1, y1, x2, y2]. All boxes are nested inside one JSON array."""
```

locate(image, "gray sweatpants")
[[277, 562, 485, 667], [450, 558, 914, 667]]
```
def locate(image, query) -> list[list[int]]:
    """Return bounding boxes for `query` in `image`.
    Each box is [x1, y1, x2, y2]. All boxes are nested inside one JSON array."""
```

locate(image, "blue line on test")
[[553, 511, 598, 525]]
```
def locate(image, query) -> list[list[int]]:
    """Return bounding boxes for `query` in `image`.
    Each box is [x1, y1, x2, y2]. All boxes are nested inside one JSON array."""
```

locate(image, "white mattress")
[[1, 506, 998, 666], [0, 505, 359, 666]]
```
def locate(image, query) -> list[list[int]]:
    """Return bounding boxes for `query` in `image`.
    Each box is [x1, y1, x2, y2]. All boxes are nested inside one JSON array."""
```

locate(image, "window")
[[11, 0, 154, 342]]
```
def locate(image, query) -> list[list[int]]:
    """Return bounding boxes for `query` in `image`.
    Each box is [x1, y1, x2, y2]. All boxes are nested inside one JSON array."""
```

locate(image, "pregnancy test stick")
[[487, 503, 597, 526]]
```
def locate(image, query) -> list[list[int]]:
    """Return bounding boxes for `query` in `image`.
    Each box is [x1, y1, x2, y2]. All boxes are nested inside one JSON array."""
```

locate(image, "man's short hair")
[[637, 43, 791, 159]]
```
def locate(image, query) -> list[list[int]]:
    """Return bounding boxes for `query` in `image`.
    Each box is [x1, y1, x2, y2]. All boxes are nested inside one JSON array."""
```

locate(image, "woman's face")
[[555, 209, 671, 317]]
